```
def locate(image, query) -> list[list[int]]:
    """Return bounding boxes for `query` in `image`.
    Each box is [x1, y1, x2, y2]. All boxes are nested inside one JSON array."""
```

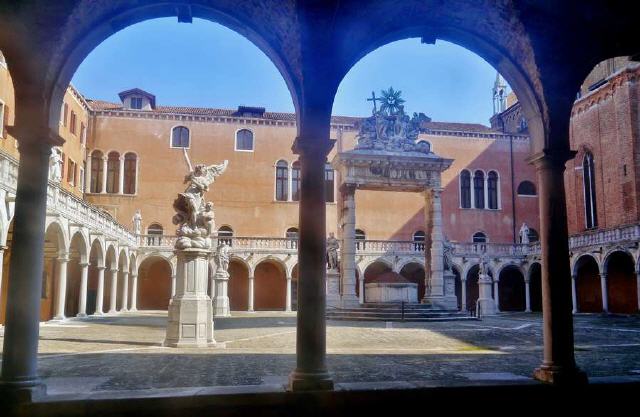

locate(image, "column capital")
[[292, 136, 335, 158], [339, 183, 357, 196], [527, 148, 577, 169], [248, 275, 255, 280], [96, 266, 106, 271], [109, 268, 119, 273], [600, 272, 607, 279], [79, 262, 90, 267], [131, 273, 138, 278], [57, 254, 70, 263], [7, 125, 64, 151]]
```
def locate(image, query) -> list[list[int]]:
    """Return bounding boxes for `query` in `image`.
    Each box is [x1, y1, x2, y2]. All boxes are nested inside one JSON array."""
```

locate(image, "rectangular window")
[[131, 97, 143, 109], [70, 111, 77, 135], [67, 160, 76, 186], [291, 164, 301, 201], [275, 164, 288, 201]]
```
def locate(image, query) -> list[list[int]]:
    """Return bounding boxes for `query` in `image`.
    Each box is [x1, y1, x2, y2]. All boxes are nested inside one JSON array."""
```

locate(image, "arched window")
[[473, 170, 485, 209], [460, 170, 471, 208], [146, 223, 163, 246], [123, 152, 137, 195], [235, 129, 254, 151], [487, 171, 499, 209], [90, 150, 103, 193], [291, 161, 301, 202], [275, 160, 288, 201], [472, 232, 487, 243], [325, 163, 335, 203], [528, 228, 539, 243], [517, 181, 537, 196], [583, 152, 598, 229], [355, 229, 366, 250], [106, 151, 120, 194], [218, 225, 234, 246], [413, 230, 425, 251], [171, 126, 190, 148]]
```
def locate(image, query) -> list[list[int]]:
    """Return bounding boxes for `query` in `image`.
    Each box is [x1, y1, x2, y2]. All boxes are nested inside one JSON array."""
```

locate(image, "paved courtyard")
[[1, 312, 640, 396]]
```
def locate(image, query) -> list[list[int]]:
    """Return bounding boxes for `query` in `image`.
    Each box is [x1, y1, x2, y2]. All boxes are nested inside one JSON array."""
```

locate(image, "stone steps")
[[327, 303, 476, 322]]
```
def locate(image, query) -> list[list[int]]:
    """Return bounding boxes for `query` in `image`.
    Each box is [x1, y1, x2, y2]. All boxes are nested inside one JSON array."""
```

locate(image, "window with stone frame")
[[70, 111, 77, 135], [517, 180, 536, 196], [67, 159, 76, 186], [472, 231, 487, 243], [291, 161, 301, 201], [218, 226, 234, 246], [146, 223, 163, 246], [583, 152, 598, 229], [355, 229, 366, 250], [473, 170, 485, 209], [460, 170, 471, 208], [413, 230, 425, 251], [235, 129, 254, 151], [171, 126, 190, 148], [275, 160, 288, 201], [130, 97, 143, 110], [106, 151, 120, 193], [487, 171, 499, 209], [90, 150, 103, 193], [123, 152, 137, 195], [62, 103, 68, 127]]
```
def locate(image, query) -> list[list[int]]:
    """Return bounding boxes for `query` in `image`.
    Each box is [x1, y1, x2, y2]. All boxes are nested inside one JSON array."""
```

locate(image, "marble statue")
[[355, 87, 428, 154], [326, 232, 340, 271], [132, 210, 142, 235], [519, 222, 530, 244], [443, 237, 454, 271], [172, 148, 228, 249], [214, 241, 230, 273], [202, 202, 215, 237], [479, 253, 488, 277], [49, 148, 62, 182]]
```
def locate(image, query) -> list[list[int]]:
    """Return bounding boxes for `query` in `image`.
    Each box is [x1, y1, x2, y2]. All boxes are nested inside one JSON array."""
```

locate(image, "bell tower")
[[492, 72, 508, 115]]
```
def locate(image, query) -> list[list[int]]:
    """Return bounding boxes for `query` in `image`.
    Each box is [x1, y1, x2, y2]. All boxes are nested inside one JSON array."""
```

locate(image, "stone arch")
[[117, 248, 129, 311], [254, 258, 287, 310], [527, 262, 542, 312], [86, 237, 105, 315], [603, 250, 637, 314], [464, 263, 494, 313], [103, 244, 118, 311], [398, 262, 425, 302], [41, 220, 67, 321], [65, 231, 89, 317], [497, 264, 526, 311], [574, 253, 602, 313], [363, 260, 393, 303], [395, 257, 425, 273], [46, 5, 301, 132], [137, 255, 173, 310], [228, 257, 250, 311]]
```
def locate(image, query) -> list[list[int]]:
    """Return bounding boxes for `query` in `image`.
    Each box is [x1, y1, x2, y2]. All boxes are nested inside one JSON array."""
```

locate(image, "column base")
[[288, 369, 334, 392], [76, 313, 87, 318], [340, 294, 359, 308], [129, 308, 137, 313], [50, 315, 65, 322], [0, 379, 46, 403], [213, 297, 231, 317], [119, 308, 128, 313], [533, 365, 588, 385], [90, 312, 104, 317], [476, 297, 497, 316], [421, 295, 458, 310]]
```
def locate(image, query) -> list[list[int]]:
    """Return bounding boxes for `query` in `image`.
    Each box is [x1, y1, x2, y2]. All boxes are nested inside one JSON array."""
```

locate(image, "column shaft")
[[571, 275, 578, 313], [525, 279, 532, 313], [600, 273, 609, 313], [108, 269, 118, 313], [120, 271, 129, 312], [118, 156, 125, 194], [171, 274, 177, 297], [461, 279, 467, 311], [493, 279, 500, 312], [101, 157, 108, 193], [248, 276, 255, 312], [94, 266, 105, 315], [53, 256, 69, 320], [339, 185, 358, 307], [77, 263, 89, 317], [84, 156, 92, 193], [286, 276, 292, 312], [1, 138, 52, 397], [130, 273, 138, 311], [531, 150, 586, 384]]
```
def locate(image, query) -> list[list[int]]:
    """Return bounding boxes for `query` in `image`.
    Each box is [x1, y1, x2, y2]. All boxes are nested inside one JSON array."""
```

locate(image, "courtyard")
[[1, 312, 638, 398]]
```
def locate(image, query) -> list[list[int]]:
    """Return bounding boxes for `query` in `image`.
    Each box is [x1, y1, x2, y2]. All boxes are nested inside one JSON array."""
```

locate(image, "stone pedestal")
[[477, 273, 496, 316], [213, 268, 230, 317], [165, 248, 215, 347], [326, 269, 341, 308]]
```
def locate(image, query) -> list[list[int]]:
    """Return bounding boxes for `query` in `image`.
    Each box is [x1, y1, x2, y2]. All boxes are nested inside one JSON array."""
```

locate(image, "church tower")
[[492, 72, 508, 115]]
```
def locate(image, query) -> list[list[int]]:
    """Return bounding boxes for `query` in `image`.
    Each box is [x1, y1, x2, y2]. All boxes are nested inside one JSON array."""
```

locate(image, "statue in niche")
[[214, 241, 230, 273], [49, 147, 63, 182], [132, 209, 142, 235], [172, 148, 228, 249], [519, 222, 530, 244], [326, 232, 340, 271]]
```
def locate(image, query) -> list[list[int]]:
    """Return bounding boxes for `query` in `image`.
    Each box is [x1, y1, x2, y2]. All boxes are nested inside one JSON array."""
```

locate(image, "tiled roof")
[[86, 99, 497, 132]]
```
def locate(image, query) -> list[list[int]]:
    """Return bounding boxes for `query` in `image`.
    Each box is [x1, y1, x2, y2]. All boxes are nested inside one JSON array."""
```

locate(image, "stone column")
[[525, 277, 532, 313], [101, 156, 108, 193], [118, 155, 125, 194], [248, 275, 255, 312], [477, 271, 496, 316], [53, 254, 69, 321], [493, 277, 501, 312], [0, 136, 53, 400], [288, 136, 334, 391], [164, 248, 215, 347], [120, 270, 129, 312], [600, 273, 609, 313], [213, 265, 230, 317], [530, 149, 586, 385], [571, 274, 578, 314], [130, 273, 138, 312], [286, 275, 293, 312], [171, 273, 177, 297], [461, 278, 467, 311], [108, 268, 118, 314], [93, 266, 106, 315], [423, 188, 456, 309], [358, 277, 364, 304], [77, 262, 89, 317], [339, 184, 358, 307]]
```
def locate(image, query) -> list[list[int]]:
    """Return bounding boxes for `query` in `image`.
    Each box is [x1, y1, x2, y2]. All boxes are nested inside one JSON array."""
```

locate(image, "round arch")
[[254, 259, 286, 311], [398, 262, 425, 302], [65, 231, 89, 317], [527, 262, 542, 312], [574, 254, 602, 313], [497, 264, 525, 311], [137, 255, 173, 310], [228, 257, 250, 311], [603, 250, 637, 314], [363, 260, 393, 302], [41, 220, 67, 321]]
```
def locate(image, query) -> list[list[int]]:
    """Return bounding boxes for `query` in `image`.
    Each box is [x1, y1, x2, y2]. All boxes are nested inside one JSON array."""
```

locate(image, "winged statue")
[[173, 148, 228, 249]]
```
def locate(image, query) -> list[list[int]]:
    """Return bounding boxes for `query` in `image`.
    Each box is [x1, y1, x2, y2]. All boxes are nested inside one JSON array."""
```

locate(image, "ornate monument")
[[165, 149, 227, 347], [476, 253, 496, 316], [332, 88, 456, 309]]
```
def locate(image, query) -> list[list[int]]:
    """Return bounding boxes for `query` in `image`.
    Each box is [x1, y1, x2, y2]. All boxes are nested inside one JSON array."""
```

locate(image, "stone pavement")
[[1, 311, 640, 395]]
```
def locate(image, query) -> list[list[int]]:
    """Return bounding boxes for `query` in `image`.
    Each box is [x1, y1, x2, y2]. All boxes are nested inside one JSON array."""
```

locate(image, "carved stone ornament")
[[172, 148, 228, 249]]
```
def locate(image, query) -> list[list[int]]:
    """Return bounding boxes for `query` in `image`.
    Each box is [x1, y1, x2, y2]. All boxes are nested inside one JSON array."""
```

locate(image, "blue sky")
[[72, 18, 506, 125]]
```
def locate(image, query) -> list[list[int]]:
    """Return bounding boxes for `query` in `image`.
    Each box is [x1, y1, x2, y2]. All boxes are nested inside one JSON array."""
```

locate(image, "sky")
[[72, 18, 507, 125]]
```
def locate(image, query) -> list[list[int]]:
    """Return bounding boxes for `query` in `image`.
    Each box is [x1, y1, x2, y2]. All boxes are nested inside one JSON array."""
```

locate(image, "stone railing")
[[0, 150, 136, 245], [137, 235, 299, 252], [452, 242, 532, 257], [569, 224, 640, 249]]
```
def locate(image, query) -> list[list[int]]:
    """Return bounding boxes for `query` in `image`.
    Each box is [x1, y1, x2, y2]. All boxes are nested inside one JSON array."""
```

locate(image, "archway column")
[[571, 274, 577, 313], [0, 128, 56, 399], [77, 262, 89, 317], [288, 133, 334, 392], [524, 277, 532, 313], [460, 277, 467, 311], [493, 277, 500, 312], [100, 156, 108, 194], [358, 275, 364, 304], [108, 268, 118, 314], [600, 272, 609, 313], [286, 274, 292, 312], [118, 155, 125, 195], [130, 272, 138, 312], [93, 266, 106, 315], [530, 149, 586, 385], [339, 184, 358, 307], [248, 274, 255, 312], [53, 254, 70, 321], [120, 270, 129, 312]]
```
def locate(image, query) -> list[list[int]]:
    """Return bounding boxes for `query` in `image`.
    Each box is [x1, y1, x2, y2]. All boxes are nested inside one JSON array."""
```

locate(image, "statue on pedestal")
[[132, 209, 142, 235], [214, 241, 230, 274], [172, 148, 227, 249], [49, 148, 62, 182], [519, 222, 530, 244], [326, 232, 340, 271]]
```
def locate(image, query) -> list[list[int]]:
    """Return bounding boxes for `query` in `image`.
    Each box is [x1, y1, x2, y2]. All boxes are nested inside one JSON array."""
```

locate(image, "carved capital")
[[527, 148, 577, 170], [292, 136, 335, 158], [7, 125, 64, 152]]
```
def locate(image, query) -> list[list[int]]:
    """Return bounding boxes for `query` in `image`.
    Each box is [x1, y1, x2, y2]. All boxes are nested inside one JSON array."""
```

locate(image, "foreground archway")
[[137, 256, 172, 310]]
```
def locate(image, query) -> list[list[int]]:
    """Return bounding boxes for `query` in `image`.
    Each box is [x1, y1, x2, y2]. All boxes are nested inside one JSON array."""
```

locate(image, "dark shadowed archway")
[[574, 255, 602, 313], [529, 263, 542, 312], [498, 265, 525, 311], [228, 259, 249, 311], [604, 251, 637, 314], [399, 262, 425, 302]]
